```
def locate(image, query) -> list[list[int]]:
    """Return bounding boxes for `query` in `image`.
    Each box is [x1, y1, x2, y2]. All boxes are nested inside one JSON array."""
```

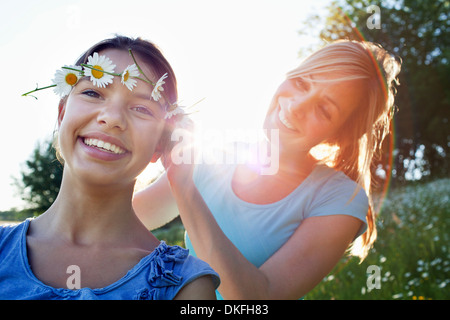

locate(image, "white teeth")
[[83, 138, 126, 154], [278, 109, 295, 130]]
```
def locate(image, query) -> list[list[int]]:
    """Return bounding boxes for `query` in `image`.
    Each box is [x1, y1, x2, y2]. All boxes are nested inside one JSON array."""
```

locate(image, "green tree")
[[14, 138, 63, 215], [305, 0, 450, 183]]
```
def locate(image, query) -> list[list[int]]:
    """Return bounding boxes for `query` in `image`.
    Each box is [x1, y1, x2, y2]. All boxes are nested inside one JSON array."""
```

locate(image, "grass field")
[[305, 178, 449, 300]]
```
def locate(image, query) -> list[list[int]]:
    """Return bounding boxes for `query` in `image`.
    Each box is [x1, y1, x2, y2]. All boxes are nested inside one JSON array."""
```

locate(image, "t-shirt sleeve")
[[306, 172, 369, 237], [167, 254, 221, 299]]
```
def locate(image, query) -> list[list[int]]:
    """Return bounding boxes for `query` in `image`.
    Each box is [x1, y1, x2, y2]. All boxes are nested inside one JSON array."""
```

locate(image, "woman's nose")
[[97, 102, 127, 131], [287, 94, 315, 118]]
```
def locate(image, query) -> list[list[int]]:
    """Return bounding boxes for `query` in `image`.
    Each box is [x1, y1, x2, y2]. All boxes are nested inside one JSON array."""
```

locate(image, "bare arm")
[[133, 172, 179, 230]]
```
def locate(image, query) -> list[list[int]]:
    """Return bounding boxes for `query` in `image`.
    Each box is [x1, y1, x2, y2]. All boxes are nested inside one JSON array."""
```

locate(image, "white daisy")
[[84, 52, 116, 88], [52, 65, 82, 97], [121, 64, 139, 91], [151, 73, 168, 101], [164, 104, 186, 120]]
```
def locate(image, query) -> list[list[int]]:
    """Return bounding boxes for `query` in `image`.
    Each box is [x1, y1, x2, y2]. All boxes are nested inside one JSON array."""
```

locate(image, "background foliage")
[[306, 178, 449, 300], [306, 0, 449, 185], [13, 139, 63, 216]]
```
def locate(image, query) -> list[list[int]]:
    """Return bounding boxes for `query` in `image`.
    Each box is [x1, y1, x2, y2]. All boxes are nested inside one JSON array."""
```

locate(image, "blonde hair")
[[287, 40, 401, 261]]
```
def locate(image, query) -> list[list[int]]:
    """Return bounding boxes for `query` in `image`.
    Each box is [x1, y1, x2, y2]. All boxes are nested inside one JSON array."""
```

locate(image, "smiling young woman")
[[0, 36, 219, 300], [57, 49, 168, 189]]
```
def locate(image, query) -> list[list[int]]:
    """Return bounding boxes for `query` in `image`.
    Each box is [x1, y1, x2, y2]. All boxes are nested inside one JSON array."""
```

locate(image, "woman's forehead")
[[98, 48, 158, 81]]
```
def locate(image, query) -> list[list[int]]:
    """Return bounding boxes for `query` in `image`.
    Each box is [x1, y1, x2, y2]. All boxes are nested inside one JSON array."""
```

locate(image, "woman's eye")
[[81, 90, 101, 98], [318, 105, 331, 120], [133, 105, 154, 116]]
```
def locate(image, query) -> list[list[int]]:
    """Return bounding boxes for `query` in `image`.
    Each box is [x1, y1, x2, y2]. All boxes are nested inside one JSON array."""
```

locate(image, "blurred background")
[[0, 0, 448, 299]]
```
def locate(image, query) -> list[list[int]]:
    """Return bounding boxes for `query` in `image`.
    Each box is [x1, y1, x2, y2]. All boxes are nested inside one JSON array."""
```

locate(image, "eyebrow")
[[133, 91, 152, 101]]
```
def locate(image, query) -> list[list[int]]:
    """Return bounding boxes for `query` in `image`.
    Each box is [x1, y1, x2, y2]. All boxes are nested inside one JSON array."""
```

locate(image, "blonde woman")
[[133, 40, 401, 299]]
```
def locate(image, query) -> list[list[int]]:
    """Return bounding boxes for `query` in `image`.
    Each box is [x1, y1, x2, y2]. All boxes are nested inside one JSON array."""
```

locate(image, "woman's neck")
[[262, 138, 316, 178], [33, 173, 140, 246], [231, 141, 317, 204]]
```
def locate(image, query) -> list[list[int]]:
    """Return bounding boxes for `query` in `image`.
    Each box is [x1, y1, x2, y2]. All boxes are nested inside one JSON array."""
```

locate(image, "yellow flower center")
[[123, 70, 130, 82], [91, 65, 104, 79], [65, 73, 78, 86]]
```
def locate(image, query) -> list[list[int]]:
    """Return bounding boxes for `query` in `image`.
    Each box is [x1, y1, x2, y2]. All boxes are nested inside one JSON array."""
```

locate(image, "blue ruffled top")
[[0, 219, 220, 300]]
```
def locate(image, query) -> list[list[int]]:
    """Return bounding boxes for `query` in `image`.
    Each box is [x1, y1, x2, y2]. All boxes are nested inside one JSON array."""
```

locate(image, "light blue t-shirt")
[[186, 159, 368, 299], [0, 219, 220, 300]]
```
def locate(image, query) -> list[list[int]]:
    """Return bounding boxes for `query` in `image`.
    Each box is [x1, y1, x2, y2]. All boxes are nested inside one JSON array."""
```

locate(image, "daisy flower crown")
[[22, 49, 184, 120]]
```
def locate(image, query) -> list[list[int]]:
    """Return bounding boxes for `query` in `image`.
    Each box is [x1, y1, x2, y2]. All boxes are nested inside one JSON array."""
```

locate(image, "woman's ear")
[[150, 138, 163, 163], [151, 124, 173, 163], [58, 98, 67, 127], [150, 151, 162, 163], [150, 136, 165, 163]]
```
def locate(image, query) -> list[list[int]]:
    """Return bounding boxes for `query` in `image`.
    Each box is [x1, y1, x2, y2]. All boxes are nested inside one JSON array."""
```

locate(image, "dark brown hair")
[[74, 35, 178, 107]]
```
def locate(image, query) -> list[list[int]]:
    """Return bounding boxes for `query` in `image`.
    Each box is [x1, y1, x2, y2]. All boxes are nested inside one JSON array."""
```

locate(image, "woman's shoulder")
[[0, 219, 30, 246], [308, 164, 363, 195], [309, 164, 367, 198], [305, 165, 368, 230]]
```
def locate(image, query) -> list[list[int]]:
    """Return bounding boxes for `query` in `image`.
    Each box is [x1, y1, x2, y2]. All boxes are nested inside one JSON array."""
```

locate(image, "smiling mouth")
[[278, 109, 296, 130], [83, 138, 126, 154]]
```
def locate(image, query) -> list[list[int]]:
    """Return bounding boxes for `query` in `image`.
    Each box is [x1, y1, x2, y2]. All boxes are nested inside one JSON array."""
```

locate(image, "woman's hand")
[[162, 117, 196, 189], [131, 116, 195, 230]]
